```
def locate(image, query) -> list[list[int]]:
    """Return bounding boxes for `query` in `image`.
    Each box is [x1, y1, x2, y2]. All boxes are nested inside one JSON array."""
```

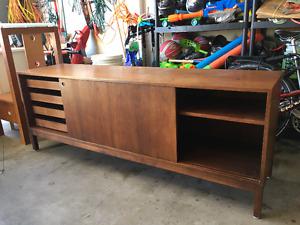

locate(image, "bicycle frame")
[[290, 38, 300, 88]]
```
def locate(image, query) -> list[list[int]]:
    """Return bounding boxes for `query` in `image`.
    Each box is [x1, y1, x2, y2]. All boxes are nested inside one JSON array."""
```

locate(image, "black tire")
[[228, 61, 294, 137], [278, 78, 294, 137], [292, 115, 300, 134]]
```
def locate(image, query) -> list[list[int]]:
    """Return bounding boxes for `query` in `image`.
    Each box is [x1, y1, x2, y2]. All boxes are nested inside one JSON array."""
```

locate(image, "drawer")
[[32, 106, 65, 119], [23, 76, 68, 133], [26, 79, 61, 91], [35, 118, 67, 132], [30, 93, 63, 105]]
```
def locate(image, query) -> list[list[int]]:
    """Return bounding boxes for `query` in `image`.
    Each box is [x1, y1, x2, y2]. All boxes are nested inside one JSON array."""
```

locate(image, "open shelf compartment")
[[177, 116, 264, 180], [177, 89, 267, 126]]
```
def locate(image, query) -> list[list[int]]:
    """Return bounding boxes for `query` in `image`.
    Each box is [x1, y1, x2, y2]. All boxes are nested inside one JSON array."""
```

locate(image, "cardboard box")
[[256, 0, 300, 19]]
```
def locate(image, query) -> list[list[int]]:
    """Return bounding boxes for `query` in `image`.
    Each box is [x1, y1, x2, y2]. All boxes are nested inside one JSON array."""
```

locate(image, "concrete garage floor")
[[0, 121, 300, 225]]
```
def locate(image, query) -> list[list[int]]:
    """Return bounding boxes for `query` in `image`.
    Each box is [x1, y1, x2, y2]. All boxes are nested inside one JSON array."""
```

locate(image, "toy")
[[160, 61, 196, 69], [125, 49, 143, 66], [70, 25, 91, 64], [160, 40, 182, 60], [204, 44, 243, 69], [185, 52, 205, 59], [122, 14, 155, 67], [196, 35, 243, 69], [160, 61, 180, 68], [162, 0, 251, 26], [186, 0, 207, 12], [179, 47, 195, 59], [204, 33, 264, 69], [169, 59, 204, 63], [179, 39, 208, 55], [180, 63, 196, 69]]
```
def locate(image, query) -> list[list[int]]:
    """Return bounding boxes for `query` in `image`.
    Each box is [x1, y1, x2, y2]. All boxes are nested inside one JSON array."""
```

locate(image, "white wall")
[[0, 48, 28, 94], [64, 0, 145, 55], [0, 0, 8, 23]]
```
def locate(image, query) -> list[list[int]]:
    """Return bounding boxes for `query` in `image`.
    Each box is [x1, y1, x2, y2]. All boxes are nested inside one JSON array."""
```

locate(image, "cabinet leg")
[[0, 121, 4, 136], [253, 187, 264, 219], [31, 135, 39, 151], [267, 159, 274, 179], [19, 123, 31, 145]]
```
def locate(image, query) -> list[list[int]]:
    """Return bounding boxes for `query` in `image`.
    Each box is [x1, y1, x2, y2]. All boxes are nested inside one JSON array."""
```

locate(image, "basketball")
[[172, 33, 189, 43], [194, 36, 210, 51], [160, 40, 182, 60]]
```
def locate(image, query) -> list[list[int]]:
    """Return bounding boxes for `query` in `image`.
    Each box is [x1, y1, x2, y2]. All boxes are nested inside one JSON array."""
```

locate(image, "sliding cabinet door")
[[60, 79, 177, 162]]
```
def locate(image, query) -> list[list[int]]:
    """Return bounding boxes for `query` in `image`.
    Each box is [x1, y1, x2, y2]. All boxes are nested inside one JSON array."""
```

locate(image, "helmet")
[[158, 0, 176, 16], [186, 0, 206, 13], [176, 0, 187, 10]]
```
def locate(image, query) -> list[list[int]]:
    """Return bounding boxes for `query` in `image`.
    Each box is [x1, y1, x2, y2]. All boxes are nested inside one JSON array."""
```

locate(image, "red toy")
[[70, 25, 91, 64]]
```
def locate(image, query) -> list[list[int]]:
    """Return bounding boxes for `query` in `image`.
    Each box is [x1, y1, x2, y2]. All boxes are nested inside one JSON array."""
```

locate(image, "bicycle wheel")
[[229, 62, 294, 137], [291, 108, 300, 134], [279, 78, 294, 136]]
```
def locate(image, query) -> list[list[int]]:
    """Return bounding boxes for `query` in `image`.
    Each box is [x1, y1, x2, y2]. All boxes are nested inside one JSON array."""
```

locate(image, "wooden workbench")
[[18, 64, 281, 218]]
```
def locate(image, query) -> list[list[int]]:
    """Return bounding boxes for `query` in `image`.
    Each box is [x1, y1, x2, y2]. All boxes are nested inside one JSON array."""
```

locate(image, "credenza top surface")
[[18, 64, 281, 92]]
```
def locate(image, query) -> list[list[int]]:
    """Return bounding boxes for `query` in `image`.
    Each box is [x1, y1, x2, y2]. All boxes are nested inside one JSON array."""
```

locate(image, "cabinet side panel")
[[60, 79, 177, 162], [261, 81, 281, 181]]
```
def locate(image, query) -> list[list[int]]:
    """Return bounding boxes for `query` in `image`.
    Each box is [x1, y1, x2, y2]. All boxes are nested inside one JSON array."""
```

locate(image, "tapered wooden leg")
[[31, 135, 39, 151], [0, 121, 4, 136], [19, 123, 31, 145], [267, 159, 274, 179], [253, 187, 264, 219]]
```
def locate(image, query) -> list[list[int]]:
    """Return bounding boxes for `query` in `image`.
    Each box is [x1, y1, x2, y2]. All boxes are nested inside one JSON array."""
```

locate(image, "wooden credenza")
[[18, 64, 281, 218]]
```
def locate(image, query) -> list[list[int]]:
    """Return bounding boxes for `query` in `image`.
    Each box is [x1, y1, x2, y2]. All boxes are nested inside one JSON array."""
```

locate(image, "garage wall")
[[0, 0, 8, 23], [64, 0, 144, 56]]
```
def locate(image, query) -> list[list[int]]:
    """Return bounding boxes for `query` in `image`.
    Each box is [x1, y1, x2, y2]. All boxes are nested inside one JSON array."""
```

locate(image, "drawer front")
[[0, 102, 18, 122], [20, 76, 68, 133], [60, 79, 178, 162]]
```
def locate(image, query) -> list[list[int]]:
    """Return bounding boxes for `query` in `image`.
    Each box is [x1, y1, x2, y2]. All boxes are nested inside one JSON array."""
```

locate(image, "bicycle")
[[227, 30, 300, 137]]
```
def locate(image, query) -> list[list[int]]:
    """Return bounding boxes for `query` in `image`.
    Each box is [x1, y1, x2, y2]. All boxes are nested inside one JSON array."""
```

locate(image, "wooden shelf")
[[179, 104, 265, 125], [180, 143, 261, 179], [177, 89, 266, 125]]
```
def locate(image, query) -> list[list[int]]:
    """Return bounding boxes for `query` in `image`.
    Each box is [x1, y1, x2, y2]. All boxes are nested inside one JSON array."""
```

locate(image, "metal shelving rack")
[[249, 0, 300, 56], [154, 0, 300, 66], [154, 0, 251, 66]]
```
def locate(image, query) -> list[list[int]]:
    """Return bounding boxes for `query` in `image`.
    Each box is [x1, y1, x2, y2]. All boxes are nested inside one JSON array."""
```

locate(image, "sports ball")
[[160, 40, 182, 60], [172, 33, 189, 43], [194, 36, 210, 51]]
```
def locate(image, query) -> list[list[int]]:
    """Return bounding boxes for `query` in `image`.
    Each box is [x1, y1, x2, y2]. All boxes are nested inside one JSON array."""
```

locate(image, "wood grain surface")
[[18, 64, 282, 92], [60, 79, 177, 162]]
